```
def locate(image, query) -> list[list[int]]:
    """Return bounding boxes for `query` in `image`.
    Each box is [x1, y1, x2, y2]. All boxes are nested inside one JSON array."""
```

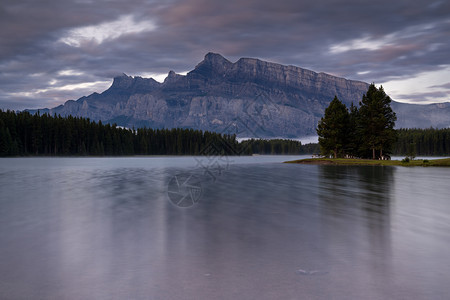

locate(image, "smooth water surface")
[[1, 156, 450, 299]]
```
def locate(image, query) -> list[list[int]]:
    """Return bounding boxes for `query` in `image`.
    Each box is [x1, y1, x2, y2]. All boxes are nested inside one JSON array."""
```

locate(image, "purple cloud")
[[1, 0, 449, 109]]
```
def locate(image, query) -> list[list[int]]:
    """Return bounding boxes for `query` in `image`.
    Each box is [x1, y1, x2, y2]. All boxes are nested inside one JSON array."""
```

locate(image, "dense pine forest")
[[240, 139, 319, 155], [392, 128, 450, 157], [0, 110, 313, 156], [1, 110, 448, 157]]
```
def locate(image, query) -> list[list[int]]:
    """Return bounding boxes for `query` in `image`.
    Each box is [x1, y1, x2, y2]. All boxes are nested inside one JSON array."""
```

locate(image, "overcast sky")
[[1, 0, 449, 110]]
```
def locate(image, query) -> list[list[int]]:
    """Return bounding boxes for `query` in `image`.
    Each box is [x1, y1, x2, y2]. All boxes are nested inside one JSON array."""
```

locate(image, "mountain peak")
[[111, 73, 134, 89], [204, 52, 232, 66], [192, 52, 232, 76], [204, 52, 229, 62], [106, 73, 161, 97], [167, 70, 176, 77], [164, 70, 183, 84], [116, 73, 130, 78]]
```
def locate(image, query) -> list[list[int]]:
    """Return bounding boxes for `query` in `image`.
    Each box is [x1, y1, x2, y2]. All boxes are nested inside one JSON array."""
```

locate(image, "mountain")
[[391, 101, 450, 129], [31, 53, 450, 137]]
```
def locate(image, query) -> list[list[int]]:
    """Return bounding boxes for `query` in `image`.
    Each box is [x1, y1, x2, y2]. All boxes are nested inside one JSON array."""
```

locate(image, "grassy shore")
[[284, 157, 450, 167]]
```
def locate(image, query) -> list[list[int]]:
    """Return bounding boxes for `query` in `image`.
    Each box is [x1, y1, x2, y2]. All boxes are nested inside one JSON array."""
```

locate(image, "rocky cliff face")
[[392, 101, 450, 129], [33, 53, 450, 137]]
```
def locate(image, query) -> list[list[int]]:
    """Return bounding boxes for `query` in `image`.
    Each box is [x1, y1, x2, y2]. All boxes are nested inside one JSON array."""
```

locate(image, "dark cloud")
[[394, 90, 450, 104], [1, 0, 450, 109]]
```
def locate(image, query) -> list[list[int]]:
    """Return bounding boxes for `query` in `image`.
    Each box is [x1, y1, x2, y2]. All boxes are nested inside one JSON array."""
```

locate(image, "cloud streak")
[[59, 15, 156, 47], [1, 0, 450, 109]]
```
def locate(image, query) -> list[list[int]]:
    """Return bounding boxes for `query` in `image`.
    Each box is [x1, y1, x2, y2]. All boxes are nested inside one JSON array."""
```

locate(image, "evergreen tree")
[[316, 96, 350, 158], [392, 128, 450, 156], [358, 84, 397, 159], [0, 127, 10, 156], [346, 102, 361, 157]]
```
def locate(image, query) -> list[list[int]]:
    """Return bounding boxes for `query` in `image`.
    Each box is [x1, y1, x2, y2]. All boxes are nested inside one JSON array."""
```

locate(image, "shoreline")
[[284, 157, 450, 167]]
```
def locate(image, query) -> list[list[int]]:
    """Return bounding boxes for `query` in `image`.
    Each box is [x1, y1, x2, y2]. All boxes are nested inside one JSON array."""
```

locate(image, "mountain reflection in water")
[[0, 157, 449, 300]]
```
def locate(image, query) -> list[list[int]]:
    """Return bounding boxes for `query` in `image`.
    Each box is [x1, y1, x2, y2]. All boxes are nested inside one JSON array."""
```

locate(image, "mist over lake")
[[1, 156, 450, 299]]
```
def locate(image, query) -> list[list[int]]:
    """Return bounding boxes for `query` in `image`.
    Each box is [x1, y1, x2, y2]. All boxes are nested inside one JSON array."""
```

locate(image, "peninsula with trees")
[[287, 84, 450, 166], [317, 84, 397, 160]]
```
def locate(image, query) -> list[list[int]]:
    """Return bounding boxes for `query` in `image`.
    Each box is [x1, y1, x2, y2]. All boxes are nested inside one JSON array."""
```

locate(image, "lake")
[[1, 156, 450, 299]]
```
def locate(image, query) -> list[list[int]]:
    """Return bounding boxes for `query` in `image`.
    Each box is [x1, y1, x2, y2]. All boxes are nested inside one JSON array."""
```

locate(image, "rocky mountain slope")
[[32, 53, 450, 137]]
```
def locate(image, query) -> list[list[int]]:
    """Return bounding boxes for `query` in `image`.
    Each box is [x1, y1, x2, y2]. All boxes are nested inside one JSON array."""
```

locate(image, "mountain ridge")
[[29, 53, 450, 137]]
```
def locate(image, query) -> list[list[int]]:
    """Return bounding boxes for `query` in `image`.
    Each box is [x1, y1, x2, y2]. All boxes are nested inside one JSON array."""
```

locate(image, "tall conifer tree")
[[317, 96, 349, 158], [358, 84, 397, 159]]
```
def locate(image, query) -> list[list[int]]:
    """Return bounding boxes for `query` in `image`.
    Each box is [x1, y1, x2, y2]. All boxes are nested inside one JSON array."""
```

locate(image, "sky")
[[1, 0, 450, 110]]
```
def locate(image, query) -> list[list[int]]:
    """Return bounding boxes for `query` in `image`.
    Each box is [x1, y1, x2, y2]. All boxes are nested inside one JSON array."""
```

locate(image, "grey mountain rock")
[[30, 53, 450, 137], [392, 102, 450, 129]]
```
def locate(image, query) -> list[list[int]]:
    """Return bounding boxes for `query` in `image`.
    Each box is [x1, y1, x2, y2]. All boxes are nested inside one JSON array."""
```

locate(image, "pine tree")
[[358, 84, 397, 159], [346, 102, 361, 157], [0, 127, 10, 156], [317, 96, 350, 158]]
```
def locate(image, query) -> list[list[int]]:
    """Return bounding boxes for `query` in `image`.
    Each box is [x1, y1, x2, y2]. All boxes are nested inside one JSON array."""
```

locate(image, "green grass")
[[284, 157, 450, 167]]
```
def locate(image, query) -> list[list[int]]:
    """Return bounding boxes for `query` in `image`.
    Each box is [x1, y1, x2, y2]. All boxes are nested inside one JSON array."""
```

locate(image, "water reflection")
[[1, 158, 450, 299], [316, 166, 396, 297]]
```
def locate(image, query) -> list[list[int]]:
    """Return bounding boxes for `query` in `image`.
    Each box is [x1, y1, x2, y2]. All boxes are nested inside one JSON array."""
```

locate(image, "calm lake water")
[[1, 156, 450, 299]]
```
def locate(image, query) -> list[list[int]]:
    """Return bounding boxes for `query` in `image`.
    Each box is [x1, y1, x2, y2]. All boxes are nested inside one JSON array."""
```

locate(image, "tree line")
[[317, 84, 397, 159], [392, 128, 450, 157], [240, 139, 319, 155], [0, 110, 313, 156]]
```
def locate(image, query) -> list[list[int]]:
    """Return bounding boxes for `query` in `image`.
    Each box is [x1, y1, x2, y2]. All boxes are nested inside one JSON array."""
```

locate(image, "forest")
[[392, 128, 450, 157], [0, 110, 314, 156], [1, 110, 448, 157]]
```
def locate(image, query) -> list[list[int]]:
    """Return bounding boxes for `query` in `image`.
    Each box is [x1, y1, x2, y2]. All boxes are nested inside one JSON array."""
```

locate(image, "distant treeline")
[[392, 128, 450, 157], [240, 139, 320, 154], [240, 139, 319, 155], [0, 110, 315, 156]]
